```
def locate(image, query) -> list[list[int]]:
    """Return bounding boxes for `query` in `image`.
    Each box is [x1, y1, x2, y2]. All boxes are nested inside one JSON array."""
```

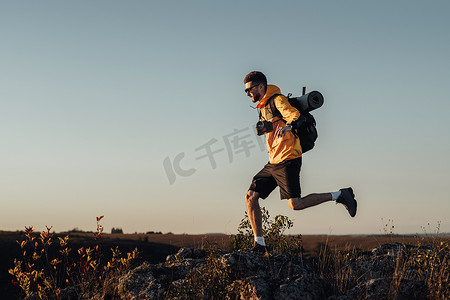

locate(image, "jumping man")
[[244, 71, 357, 253]]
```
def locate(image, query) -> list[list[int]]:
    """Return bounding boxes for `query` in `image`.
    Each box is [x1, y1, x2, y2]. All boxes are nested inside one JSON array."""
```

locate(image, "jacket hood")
[[256, 85, 281, 108]]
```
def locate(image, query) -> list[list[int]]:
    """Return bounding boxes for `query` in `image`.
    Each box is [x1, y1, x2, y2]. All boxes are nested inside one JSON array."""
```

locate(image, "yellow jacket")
[[257, 85, 302, 164]]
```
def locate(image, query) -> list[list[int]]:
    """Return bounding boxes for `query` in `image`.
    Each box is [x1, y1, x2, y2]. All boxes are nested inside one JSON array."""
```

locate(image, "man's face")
[[245, 81, 264, 103]]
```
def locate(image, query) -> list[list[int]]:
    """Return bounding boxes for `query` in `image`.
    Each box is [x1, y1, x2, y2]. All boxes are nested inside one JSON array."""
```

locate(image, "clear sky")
[[1, 1, 449, 235]]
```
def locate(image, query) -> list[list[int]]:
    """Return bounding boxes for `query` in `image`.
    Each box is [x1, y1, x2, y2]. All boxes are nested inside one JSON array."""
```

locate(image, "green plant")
[[9, 216, 138, 299], [231, 207, 304, 256]]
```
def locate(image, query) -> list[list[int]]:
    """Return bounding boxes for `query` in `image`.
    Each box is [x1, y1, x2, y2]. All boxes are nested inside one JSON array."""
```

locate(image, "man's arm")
[[274, 95, 300, 137]]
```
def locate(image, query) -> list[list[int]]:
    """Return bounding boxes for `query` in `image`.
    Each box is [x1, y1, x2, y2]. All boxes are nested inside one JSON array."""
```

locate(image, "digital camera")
[[256, 120, 273, 136]]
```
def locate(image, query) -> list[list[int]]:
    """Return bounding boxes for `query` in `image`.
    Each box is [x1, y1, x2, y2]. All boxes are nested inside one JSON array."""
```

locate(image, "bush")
[[8, 216, 138, 299], [231, 207, 304, 256]]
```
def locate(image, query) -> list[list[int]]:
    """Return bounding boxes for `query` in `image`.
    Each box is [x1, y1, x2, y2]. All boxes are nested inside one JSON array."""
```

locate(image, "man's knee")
[[245, 190, 259, 207], [288, 199, 296, 210], [288, 198, 304, 210]]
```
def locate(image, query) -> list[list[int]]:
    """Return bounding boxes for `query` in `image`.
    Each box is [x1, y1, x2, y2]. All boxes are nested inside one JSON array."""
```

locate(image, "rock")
[[166, 247, 207, 263], [371, 243, 406, 257], [344, 278, 391, 300], [229, 276, 271, 300], [85, 243, 435, 299], [396, 279, 428, 299], [274, 275, 329, 300], [219, 251, 267, 274], [116, 263, 162, 299]]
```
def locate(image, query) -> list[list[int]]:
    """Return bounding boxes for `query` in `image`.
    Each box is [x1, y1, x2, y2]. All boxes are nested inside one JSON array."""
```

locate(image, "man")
[[244, 71, 357, 253]]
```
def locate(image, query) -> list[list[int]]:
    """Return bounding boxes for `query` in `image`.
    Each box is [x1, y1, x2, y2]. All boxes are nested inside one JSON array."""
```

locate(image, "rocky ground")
[[44, 242, 438, 300]]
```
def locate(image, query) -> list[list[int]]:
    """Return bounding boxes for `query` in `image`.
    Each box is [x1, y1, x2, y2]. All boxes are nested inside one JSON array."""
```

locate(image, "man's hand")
[[275, 124, 292, 138]]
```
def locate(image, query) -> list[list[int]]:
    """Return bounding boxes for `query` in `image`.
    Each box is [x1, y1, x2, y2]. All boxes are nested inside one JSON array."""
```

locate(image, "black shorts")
[[249, 157, 302, 200]]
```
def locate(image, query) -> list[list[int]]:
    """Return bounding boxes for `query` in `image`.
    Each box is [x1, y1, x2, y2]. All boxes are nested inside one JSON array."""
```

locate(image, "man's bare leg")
[[289, 188, 357, 216], [247, 192, 333, 234], [245, 190, 263, 237], [288, 193, 333, 210]]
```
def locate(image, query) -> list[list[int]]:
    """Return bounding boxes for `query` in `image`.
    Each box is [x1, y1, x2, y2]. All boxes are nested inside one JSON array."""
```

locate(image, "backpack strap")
[[267, 94, 298, 125], [267, 94, 283, 120], [258, 93, 281, 121]]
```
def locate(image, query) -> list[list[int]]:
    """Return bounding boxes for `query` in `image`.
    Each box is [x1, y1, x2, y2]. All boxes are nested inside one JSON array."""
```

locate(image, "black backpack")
[[267, 93, 319, 153]]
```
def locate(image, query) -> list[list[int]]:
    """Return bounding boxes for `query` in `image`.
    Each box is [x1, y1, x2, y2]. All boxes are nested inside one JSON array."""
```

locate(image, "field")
[[120, 232, 442, 252]]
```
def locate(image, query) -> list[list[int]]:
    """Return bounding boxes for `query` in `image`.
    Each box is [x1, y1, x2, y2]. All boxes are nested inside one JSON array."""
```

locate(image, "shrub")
[[8, 216, 138, 299], [231, 207, 304, 256]]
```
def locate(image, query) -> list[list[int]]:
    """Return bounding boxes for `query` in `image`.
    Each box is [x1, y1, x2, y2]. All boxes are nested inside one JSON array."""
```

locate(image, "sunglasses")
[[245, 83, 260, 94]]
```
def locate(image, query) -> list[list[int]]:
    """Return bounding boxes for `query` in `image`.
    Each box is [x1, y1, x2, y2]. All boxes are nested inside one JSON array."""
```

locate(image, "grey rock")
[[229, 276, 271, 300], [116, 263, 162, 300], [274, 275, 329, 300], [83, 243, 434, 299]]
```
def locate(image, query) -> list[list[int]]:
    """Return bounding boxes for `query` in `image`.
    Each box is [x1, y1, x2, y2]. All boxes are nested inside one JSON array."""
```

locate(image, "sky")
[[1, 1, 449, 236]]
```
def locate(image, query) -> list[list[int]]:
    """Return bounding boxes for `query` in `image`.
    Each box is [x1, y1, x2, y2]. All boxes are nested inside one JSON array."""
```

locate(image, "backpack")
[[267, 92, 322, 153]]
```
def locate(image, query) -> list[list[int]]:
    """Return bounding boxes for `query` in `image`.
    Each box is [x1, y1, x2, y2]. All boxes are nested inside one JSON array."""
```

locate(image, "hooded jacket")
[[257, 85, 302, 164]]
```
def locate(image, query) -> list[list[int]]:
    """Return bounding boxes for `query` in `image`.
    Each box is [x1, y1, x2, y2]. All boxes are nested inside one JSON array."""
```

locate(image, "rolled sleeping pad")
[[290, 91, 324, 112]]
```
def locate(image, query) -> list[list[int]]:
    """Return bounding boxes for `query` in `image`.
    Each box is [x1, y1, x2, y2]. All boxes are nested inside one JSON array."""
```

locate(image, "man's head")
[[244, 71, 267, 103]]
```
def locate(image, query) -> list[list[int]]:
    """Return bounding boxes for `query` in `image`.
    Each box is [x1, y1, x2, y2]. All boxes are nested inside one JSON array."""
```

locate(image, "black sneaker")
[[250, 242, 268, 255], [336, 187, 357, 217]]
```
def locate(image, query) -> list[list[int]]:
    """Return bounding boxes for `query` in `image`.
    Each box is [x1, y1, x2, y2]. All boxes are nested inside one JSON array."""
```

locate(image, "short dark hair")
[[244, 71, 267, 87]]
